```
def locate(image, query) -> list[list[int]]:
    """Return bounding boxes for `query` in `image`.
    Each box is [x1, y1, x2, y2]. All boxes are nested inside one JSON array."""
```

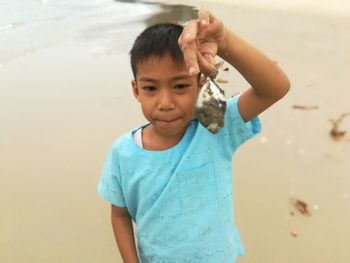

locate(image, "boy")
[[98, 9, 290, 263]]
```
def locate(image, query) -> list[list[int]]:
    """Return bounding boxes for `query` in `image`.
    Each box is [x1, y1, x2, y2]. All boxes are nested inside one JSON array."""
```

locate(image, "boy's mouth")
[[156, 118, 181, 126]]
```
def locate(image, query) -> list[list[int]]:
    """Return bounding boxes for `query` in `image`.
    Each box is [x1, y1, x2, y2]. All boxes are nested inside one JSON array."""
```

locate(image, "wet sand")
[[1, 1, 350, 262]]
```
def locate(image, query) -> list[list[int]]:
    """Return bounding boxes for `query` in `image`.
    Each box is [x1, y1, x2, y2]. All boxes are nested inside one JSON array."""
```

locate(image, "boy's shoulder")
[[110, 124, 147, 154], [110, 127, 137, 151]]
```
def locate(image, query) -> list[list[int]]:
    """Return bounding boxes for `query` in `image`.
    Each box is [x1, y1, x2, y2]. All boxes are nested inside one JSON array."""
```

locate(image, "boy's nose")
[[158, 90, 175, 111]]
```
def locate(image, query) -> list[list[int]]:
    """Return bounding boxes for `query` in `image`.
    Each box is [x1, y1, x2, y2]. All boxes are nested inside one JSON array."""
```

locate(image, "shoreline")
[[150, 0, 350, 17]]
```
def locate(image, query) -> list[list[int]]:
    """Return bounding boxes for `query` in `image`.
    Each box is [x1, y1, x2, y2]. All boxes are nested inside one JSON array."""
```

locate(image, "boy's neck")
[[141, 124, 187, 151]]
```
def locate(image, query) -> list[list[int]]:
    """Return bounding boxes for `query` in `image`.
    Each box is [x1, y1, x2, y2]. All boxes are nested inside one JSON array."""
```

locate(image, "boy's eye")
[[174, 84, 190, 90], [142, 86, 157, 91]]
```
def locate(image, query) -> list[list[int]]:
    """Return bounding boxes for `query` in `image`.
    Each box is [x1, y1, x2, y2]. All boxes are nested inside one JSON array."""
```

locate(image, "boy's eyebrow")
[[138, 77, 158, 82], [138, 74, 191, 82], [171, 74, 192, 81]]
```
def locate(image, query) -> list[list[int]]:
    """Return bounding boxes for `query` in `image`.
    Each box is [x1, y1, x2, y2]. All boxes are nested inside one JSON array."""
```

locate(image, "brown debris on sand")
[[294, 199, 311, 216], [329, 113, 350, 141], [292, 105, 319, 110], [288, 199, 312, 238], [216, 78, 229, 84], [215, 60, 225, 70]]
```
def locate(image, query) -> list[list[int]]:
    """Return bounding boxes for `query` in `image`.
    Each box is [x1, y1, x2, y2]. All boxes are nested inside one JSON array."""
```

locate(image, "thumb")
[[196, 51, 217, 78]]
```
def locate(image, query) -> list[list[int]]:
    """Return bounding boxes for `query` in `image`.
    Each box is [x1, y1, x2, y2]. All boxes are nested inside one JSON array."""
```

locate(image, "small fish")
[[195, 78, 226, 134]]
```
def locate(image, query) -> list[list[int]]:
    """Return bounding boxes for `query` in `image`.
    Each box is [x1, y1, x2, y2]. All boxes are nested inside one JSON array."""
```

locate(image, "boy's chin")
[[152, 121, 188, 138]]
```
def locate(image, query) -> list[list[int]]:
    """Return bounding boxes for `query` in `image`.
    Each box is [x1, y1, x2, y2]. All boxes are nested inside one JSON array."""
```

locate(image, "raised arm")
[[179, 9, 290, 121], [111, 205, 139, 263], [218, 27, 290, 121]]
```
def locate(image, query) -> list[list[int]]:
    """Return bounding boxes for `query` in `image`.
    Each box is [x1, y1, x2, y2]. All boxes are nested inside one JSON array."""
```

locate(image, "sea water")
[[0, 0, 161, 65]]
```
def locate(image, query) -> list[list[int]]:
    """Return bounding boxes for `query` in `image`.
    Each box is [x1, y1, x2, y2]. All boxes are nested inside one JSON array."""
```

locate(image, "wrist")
[[217, 26, 230, 57]]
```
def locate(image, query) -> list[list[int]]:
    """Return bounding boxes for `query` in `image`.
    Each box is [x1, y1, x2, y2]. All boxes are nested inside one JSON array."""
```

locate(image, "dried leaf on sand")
[[294, 199, 311, 216], [215, 61, 225, 70], [292, 105, 319, 110], [216, 78, 229, 84], [329, 113, 350, 141]]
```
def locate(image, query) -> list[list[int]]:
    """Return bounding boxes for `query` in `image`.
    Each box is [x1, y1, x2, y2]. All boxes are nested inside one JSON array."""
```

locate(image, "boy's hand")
[[178, 9, 225, 77]]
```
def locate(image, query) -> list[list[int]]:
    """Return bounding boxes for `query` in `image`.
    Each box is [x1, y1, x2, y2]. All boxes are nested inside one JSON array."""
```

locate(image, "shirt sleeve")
[[216, 94, 262, 157], [97, 143, 127, 207]]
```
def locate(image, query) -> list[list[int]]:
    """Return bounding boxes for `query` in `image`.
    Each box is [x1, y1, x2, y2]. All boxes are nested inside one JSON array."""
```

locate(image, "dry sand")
[[1, 1, 350, 263]]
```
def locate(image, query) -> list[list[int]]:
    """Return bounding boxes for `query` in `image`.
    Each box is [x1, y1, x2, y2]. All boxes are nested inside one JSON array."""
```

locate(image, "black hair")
[[130, 23, 184, 78]]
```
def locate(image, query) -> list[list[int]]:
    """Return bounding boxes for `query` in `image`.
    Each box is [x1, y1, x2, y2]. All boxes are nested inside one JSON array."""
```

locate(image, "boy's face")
[[132, 53, 202, 140]]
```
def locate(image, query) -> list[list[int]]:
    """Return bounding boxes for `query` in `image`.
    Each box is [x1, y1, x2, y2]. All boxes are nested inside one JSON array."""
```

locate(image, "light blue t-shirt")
[[98, 95, 261, 263]]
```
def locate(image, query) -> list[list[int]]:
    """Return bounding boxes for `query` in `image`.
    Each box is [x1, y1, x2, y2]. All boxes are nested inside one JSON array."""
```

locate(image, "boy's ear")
[[131, 80, 141, 102]]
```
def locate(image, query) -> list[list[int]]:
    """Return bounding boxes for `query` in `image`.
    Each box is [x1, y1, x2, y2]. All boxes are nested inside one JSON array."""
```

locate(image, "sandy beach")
[[1, 1, 350, 262]]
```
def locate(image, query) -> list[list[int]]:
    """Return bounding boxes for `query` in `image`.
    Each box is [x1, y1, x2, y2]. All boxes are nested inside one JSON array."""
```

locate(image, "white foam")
[[156, 0, 350, 16], [0, 24, 13, 31], [0, 0, 158, 63]]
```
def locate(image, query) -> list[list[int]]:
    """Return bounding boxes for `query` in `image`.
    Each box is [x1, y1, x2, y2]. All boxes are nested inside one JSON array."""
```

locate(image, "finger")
[[196, 50, 217, 77], [182, 41, 198, 76], [197, 37, 218, 61], [179, 19, 199, 46], [203, 53, 219, 78], [180, 20, 197, 43], [198, 8, 210, 27], [179, 20, 199, 76], [204, 52, 216, 66], [197, 10, 221, 39]]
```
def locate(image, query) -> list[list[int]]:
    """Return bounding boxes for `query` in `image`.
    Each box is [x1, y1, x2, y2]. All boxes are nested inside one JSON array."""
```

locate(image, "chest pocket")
[[176, 161, 218, 212]]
